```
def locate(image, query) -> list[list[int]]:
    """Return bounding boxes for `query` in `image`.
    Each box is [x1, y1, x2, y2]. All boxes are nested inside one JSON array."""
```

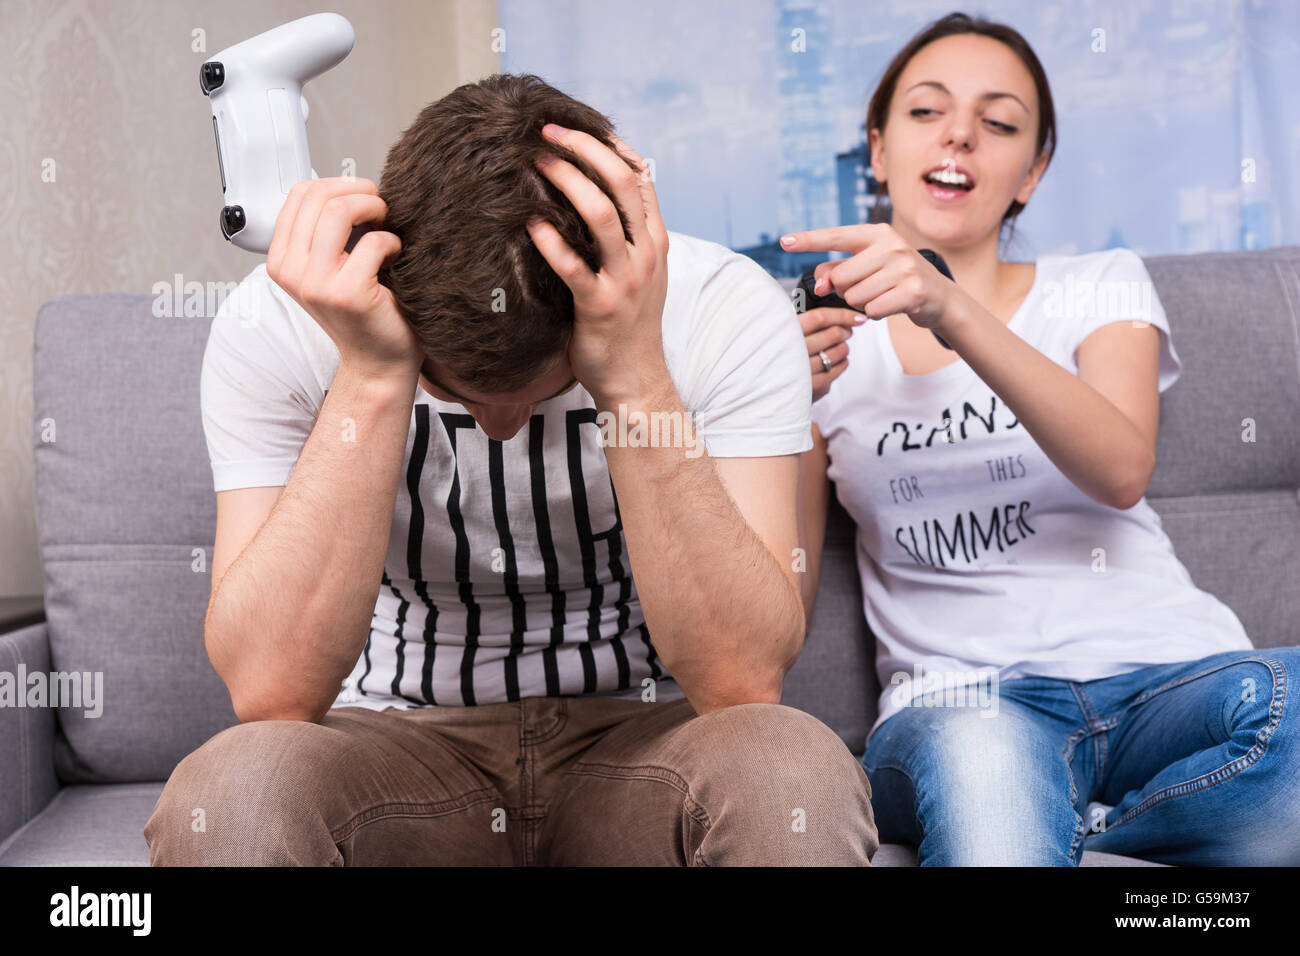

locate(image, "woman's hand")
[[782, 223, 959, 333], [800, 306, 863, 403]]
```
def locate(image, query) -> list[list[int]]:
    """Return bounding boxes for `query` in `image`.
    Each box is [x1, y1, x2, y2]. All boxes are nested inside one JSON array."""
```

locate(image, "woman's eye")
[[910, 107, 1016, 133]]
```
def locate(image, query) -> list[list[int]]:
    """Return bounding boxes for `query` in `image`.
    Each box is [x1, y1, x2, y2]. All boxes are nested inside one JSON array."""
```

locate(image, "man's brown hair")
[[377, 73, 639, 393]]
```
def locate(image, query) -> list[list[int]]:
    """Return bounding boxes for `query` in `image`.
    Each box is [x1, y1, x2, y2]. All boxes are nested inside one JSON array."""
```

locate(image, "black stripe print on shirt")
[[566, 407, 632, 693], [487, 436, 528, 701], [380, 569, 425, 705], [357, 626, 373, 699], [638, 622, 663, 681], [530, 414, 567, 697], [439, 412, 482, 706], [407, 404, 440, 704], [603, 477, 633, 689], [380, 404, 439, 706], [359, 398, 431, 705]]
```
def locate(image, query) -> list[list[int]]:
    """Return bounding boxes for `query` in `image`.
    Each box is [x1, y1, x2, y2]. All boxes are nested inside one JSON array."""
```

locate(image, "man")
[[145, 73, 876, 865]]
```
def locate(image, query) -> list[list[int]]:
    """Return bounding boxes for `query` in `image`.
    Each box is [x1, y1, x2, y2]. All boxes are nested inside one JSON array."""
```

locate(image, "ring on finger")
[[818, 349, 832, 373]]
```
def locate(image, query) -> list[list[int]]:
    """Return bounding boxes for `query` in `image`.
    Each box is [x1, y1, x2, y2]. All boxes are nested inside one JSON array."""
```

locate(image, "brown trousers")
[[144, 695, 878, 865]]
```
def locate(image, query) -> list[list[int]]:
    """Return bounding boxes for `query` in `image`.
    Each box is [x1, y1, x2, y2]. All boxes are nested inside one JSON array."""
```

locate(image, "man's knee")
[[675, 702, 877, 861], [687, 702, 864, 783], [145, 718, 349, 866]]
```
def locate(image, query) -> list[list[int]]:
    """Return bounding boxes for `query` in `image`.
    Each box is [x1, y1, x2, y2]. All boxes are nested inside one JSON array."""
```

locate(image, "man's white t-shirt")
[[811, 248, 1253, 742], [200, 230, 812, 711]]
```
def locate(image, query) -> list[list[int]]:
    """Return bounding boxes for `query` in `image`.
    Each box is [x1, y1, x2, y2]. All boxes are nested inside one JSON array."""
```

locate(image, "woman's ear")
[[1015, 149, 1050, 207], [868, 127, 887, 187]]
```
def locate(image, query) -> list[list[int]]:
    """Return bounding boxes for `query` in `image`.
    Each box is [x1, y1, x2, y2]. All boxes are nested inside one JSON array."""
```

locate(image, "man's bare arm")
[[601, 376, 805, 714], [207, 176, 423, 724], [524, 126, 806, 712], [796, 423, 831, 632], [206, 361, 417, 723]]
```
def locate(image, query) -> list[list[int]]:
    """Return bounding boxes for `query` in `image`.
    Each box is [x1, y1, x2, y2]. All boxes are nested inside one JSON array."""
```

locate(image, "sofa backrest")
[[781, 246, 1300, 755], [30, 248, 1300, 779], [33, 294, 233, 783]]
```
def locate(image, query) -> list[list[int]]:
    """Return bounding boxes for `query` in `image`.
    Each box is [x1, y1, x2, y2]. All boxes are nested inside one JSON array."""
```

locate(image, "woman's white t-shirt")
[[811, 248, 1253, 742]]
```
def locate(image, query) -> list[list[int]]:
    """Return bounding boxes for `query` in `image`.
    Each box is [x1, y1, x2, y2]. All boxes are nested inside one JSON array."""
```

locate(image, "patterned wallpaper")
[[0, 0, 500, 597]]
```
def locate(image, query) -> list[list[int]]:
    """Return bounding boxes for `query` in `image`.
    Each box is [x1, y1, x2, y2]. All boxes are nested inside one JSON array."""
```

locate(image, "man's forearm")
[[796, 425, 829, 632], [206, 361, 418, 722], [597, 376, 804, 714]]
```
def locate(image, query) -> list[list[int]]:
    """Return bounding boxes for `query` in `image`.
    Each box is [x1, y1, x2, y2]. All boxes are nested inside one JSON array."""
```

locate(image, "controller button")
[[199, 61, 224, 95], [220, 205, 246, 240]]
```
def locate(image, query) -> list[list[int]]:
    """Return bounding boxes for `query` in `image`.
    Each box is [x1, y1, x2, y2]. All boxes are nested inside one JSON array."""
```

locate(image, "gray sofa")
[[3, 247, 1298, 866]]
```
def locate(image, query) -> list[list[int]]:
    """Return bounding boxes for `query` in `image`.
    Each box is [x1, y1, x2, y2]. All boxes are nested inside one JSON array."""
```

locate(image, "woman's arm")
[[939, 292, 1160, 510], [796, 422, 831, 632], [781, 225, 1160, 512]]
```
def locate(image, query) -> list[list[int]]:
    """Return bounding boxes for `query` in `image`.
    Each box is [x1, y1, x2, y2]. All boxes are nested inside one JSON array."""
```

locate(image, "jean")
[[862, 647, 1300, 865]]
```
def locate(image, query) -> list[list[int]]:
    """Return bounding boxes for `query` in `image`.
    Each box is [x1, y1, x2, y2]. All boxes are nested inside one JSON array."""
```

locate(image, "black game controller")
[[796, 248, 956, 350]]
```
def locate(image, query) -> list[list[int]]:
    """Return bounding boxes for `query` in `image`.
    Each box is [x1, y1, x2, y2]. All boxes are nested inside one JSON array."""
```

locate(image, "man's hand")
[[525, 125, 671, 409], [266, 176, 423, 381]]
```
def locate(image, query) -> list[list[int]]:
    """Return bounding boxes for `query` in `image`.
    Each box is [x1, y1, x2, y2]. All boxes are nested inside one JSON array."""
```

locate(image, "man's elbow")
[[694, 625, 802, 712], [769, 595, 808, 695], [221, 658, 332, 724], [693, 674, 785, 713], [728, 659, 789, 707], [230, 684, 329, 725], [206, 614, 333, 724], [793, 580, 812, 640], [784, 585, 808, 668]]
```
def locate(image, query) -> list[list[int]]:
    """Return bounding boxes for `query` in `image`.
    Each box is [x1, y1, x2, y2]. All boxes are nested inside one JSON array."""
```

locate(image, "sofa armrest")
[[0, 595, 45, 634], [0, 621, 60, 846]]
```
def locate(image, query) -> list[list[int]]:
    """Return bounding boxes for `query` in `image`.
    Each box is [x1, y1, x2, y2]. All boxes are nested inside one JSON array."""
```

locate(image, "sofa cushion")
[[0, 782, 162, 866], [1142, 247, 1300, 499], [33, 295, 236, 783], [0, 782, 1159, 867], [781, 495, 874, 755], [1149, 490, 1299, 650]]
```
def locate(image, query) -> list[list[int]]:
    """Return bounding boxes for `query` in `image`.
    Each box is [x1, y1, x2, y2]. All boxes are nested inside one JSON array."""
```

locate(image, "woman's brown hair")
[[866, 11, 1057, 249]]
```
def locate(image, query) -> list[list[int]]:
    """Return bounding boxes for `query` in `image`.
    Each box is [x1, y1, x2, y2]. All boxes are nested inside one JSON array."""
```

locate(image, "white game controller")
[[200, 13, 357, 254]]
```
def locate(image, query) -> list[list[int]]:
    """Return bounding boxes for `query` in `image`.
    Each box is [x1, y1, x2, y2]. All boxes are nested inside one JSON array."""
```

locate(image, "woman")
[[783, 11, 1299, 865]]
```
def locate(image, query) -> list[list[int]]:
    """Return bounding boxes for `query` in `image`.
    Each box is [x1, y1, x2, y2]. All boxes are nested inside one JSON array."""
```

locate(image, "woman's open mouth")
[[922, 165, 975, 201]]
